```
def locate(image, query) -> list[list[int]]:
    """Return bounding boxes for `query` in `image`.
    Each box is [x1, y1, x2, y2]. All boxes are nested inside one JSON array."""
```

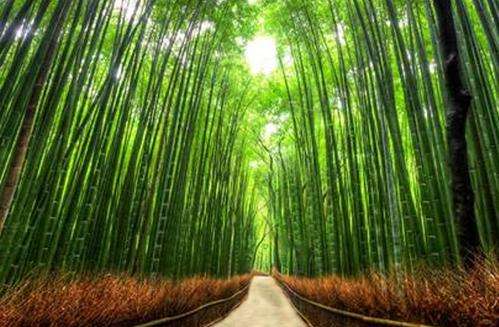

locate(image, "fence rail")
[[275, 278, 434, 327], [134, 281, 251, 327]]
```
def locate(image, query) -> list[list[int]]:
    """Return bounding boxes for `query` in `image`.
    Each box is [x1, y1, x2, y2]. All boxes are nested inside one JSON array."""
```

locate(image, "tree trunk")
[[0, 4, 69, 232], [433, 0, 481, 268], [0, 81, 40, 230]]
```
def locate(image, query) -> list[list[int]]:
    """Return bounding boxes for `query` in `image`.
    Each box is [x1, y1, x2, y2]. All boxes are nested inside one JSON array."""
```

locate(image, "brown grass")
[[275, 260, 498, 326], [0, 272, 252, 327]]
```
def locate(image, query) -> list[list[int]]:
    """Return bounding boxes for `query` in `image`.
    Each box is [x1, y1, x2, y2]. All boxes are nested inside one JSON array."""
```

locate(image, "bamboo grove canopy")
[[0, 0, 497, 284]]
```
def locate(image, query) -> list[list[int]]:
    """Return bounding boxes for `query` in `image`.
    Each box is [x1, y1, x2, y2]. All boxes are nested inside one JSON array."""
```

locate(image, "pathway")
[[215, 276, 306, 327]]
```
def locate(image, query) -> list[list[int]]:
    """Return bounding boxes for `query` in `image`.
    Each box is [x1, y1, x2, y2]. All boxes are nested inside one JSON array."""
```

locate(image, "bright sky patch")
[[114, 0, 139, 21], [245, 36, 278, 76]]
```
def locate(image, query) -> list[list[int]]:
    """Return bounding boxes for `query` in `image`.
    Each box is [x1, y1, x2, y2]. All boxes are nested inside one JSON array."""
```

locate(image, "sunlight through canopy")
[[245, 36, 278, 75]]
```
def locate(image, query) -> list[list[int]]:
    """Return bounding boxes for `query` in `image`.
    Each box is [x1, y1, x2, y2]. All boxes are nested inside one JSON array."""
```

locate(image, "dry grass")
[[0, 272, 252, 327], [276, 260, 498, 326]]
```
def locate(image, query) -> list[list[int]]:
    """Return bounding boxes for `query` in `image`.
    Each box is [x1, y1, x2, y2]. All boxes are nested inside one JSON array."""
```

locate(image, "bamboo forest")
[[0, 0, 497, 326]]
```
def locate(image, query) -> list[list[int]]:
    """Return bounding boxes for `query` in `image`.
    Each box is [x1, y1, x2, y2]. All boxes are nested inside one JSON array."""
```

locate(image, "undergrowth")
[[276, 259, 498, 326], [0, 272, 252, 326]]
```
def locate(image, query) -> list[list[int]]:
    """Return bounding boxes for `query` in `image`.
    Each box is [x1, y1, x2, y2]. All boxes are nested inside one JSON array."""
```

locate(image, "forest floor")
[[215, 276, 306, 327], [0, 273, 251, 326], [275, 260, 499, 326]]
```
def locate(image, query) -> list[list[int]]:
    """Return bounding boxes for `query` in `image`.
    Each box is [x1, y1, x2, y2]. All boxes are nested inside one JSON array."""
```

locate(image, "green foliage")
[[0, 0, 497, 284], [264, 0, 498, 276], [0, 0, 258, 284]]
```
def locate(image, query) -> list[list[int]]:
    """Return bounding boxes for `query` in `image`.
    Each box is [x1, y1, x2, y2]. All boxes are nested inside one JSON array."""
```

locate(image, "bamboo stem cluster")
[[267, 0, 497, 276], [0, 0, 257, 285]]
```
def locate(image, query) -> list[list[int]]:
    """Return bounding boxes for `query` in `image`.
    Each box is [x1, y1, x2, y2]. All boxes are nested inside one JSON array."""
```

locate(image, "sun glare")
[[262, 122, 279, 139], [245, 36, 278, 76], [114, 0, 139, 21]]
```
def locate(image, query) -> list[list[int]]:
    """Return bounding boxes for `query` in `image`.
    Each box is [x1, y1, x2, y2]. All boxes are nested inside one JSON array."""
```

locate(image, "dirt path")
[[215, 276, 306, 327]]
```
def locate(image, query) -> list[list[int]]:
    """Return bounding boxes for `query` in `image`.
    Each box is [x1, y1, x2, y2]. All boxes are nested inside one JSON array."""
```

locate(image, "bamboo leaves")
[[0, 0, 258, 284], [267, 0, 497, 276]]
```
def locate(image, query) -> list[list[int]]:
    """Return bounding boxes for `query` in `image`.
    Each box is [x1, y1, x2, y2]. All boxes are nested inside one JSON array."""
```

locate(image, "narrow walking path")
[[215, 276, 306, 327]]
